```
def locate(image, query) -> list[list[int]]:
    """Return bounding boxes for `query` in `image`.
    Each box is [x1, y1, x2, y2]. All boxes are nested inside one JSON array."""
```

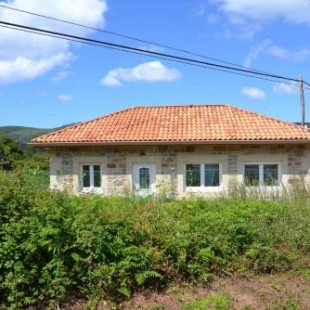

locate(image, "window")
[[186, 164, 201, 187], [133, 164, 156, 194], [185, 163, 220, 188], [244, 163, 279, 186], [82, 164, 101, 189], [139, 167, 150, 189]]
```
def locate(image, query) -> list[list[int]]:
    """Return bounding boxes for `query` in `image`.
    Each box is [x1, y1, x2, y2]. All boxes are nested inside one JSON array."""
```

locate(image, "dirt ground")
[[57, 271, 310, 309], [90, 272, 310, 310]]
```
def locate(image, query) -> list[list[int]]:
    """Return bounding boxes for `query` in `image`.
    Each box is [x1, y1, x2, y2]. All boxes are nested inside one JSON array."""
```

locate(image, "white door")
[[133, 164, 156, 195]]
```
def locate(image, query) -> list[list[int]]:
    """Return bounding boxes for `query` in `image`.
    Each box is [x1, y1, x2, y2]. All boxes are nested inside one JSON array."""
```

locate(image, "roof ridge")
[[32, 104, 231, 140]]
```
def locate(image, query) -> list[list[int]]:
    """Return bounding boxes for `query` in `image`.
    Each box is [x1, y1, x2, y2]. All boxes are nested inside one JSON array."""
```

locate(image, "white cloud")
[[101, 61, 181, 87], [241, 87, 266, 100], [0, 0, 107, 84], [244, 40, 272, 67], [267, 45, 288, 59], [244, 41, 310, 67], [0, 53, 71, 84], [294, 49, 310, 62], [211, 1, 310, 38], [217, 0, 310, 26], [52, 70, 72, 83], [58, 93, 73, 102], [273, 82, 298, 95]]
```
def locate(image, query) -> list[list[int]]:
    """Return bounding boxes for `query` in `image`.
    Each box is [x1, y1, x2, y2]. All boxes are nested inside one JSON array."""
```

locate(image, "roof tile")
[[30, 104, 310, 145]]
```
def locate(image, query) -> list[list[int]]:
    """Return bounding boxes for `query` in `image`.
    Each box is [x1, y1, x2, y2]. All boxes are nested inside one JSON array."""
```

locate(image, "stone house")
[[30, 104, 310, 197]]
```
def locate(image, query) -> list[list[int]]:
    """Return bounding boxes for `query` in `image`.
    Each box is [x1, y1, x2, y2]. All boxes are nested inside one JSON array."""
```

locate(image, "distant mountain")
[[294, 122, 310, 128], [0, 124, 75, 145]]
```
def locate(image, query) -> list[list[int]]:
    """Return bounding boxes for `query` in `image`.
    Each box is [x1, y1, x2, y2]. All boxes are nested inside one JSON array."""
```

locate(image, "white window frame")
[[80, 164, 103, 193], [184, 163, 222, 192], [243, 162, 280, 188], [132, 164, 156, 195]]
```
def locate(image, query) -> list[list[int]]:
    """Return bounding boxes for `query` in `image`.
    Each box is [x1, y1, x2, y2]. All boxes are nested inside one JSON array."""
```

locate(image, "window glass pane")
[[93, 165, 101, 187], [205, 164, 220, 186], [186, 164, 201, 187], [263, 164, 278, 185], [83, 165, 90, 187], [139, 168, 150, 189], [244, 164, 259, 186]]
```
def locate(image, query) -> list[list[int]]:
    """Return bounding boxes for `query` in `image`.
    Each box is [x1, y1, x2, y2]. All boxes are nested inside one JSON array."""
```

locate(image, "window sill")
[[245, 185, 281, 192], [185, 186, 222, 193], [80, 187, 104, 194]]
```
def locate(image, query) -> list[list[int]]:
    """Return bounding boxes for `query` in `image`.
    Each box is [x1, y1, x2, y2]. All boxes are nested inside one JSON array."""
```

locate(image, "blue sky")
[[0, 0, 310, 128]]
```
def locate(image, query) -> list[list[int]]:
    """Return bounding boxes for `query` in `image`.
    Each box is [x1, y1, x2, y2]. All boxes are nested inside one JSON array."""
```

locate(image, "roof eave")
[[28, 139, 310, 147]]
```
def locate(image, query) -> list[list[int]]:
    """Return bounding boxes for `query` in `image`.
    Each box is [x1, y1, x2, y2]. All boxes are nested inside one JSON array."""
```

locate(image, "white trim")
[[243, 162, 281, 190], [184, 163, 223, 193], [132, 164, 156, 196], [80, 163, 104, 194]]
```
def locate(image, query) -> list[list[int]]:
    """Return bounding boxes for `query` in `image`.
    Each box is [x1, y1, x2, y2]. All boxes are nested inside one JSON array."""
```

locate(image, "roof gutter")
[[28, 139, 310, 147]]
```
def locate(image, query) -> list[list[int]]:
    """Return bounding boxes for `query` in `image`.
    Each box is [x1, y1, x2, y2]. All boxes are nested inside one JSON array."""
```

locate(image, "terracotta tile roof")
[[30, 104, 310, 145]]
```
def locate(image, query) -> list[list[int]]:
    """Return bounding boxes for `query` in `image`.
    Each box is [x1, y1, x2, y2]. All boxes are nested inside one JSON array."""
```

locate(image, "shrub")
[[1, 171, 310, 308]]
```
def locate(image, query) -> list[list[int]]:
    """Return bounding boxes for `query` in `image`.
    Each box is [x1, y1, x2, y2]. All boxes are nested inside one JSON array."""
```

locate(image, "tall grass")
[[1, 170, 310, 308]]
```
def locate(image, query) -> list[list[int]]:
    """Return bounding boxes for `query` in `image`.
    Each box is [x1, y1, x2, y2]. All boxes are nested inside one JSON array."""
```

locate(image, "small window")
[[133, 164, 156, 194], [205, 164, 220, 187], [244, 164, 259, 186], [82, 165, 101, 188], [139, 167, 150, 189], [263, 164, 279, 186], [185, 163, 220, 188], [244, 163, 279, 186], [186, 164, 201, 187]]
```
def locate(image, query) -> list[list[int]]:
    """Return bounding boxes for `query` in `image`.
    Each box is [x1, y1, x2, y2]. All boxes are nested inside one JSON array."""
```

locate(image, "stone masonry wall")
[[50, 144, 310, 196]]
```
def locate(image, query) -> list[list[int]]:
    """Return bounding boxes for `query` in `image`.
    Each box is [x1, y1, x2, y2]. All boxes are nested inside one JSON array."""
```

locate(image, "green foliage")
[[181, 293, 231, 310], [1, 172, 310, 308], [0, 136, 24, 170], [0, 135, 49, 189]]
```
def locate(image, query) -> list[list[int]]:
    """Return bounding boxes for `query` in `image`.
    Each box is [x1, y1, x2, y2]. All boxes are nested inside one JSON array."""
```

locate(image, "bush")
[[1, 171, 310, 308]]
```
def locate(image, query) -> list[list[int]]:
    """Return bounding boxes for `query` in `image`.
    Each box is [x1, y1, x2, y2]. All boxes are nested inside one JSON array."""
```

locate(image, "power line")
[[0, 23, 289, 86], [0, 20, 307, 87], [1, 4, 307, 87], [0, 4, 284, 76]]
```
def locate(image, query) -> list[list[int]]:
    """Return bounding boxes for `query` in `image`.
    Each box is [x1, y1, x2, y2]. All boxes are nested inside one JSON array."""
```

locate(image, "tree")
[[0, 136, 24, 171]]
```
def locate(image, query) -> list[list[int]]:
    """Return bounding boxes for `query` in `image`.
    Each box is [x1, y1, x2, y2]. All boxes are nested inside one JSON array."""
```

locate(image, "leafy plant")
[[1, 171, 310, 308]]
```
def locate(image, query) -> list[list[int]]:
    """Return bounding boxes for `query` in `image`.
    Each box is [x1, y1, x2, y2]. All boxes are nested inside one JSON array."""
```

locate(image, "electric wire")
[[0, 4, 270, 74], [1, 5, 308, 86], [0, 23, 290, 86], [0, 20, 306, 87]]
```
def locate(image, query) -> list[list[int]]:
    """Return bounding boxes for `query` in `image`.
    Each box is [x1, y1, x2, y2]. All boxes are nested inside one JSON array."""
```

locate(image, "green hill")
[[0, 126, 51, 145], [0, 124, 75, 145]]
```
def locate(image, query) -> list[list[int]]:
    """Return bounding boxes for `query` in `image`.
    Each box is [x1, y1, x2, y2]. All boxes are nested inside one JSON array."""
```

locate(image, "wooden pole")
[[300, 75, 305, 126]]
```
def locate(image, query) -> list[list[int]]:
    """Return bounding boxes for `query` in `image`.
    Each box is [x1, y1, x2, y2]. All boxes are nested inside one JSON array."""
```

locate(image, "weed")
[[181, 293, 231, 310]]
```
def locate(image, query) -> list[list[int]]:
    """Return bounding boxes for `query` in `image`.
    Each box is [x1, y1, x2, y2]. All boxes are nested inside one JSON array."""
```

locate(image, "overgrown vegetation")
[[0, 135, 49, 186], [1, 169, 310, 309]]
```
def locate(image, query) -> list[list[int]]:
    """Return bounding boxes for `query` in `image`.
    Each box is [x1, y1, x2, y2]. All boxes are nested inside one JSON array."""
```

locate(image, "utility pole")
[[300, 75, 305, 126]]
